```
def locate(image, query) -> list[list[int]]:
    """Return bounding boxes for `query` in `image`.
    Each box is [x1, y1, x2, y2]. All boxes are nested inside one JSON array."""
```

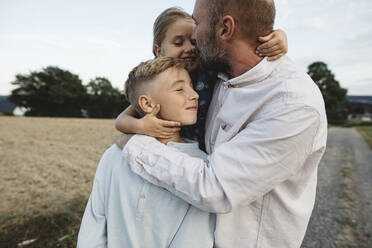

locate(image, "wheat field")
[[0, 116, 121, 246]]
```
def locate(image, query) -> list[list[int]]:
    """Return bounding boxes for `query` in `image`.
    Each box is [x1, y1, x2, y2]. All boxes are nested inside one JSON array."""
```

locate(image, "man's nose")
[[191, 30, 196, 42]]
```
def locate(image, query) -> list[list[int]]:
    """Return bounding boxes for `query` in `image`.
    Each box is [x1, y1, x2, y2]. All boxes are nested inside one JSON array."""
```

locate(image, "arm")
[[123, 105, 320, 213], [256, 29, 288, 61], [77, 163, 107, 247], [115, 105, 181, 139]]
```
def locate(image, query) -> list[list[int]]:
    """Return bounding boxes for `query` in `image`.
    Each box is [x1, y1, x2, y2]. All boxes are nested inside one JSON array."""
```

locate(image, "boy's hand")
[[256, 29, 288, 61], [115, 134, 134, 149], [140, 104, 181, 139]]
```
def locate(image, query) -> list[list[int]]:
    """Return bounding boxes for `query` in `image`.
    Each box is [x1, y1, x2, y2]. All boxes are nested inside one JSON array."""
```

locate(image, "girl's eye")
[[176, 88, 183, 92], [174, 40, 183, 46], [190, 39, 196, 46]]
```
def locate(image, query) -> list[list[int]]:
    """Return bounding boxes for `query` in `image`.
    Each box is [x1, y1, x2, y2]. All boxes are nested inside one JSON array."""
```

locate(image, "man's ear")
[[138, 95, 155, 114], [154, 45, 162, 57], [218, 15, 235, 41]]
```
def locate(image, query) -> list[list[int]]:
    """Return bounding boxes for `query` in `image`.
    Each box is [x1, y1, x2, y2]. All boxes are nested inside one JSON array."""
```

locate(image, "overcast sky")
[[1, 0, 371, 96]]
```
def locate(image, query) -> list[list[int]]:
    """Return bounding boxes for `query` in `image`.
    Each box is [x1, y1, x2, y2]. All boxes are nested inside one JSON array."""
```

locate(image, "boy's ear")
[[138, 95, 155, 114], [154, 45, 162, 57], [218, 15, 235, 41]]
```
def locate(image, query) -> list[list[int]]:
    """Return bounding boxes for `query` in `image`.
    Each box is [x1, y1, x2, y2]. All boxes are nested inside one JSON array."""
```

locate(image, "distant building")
[[0, 96, 27, 116], [0, 95, 16, 115], [346, 95, 372, 121]]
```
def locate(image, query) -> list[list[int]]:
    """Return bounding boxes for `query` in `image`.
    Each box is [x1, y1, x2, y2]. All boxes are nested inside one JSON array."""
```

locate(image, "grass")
[[355, 126, 372, 149], [0, 116, 121, 247], [0, 196, 86, 248]]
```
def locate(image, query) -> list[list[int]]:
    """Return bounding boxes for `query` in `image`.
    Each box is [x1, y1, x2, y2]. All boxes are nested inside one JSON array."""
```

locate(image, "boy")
[[77, 57, 215, 248]]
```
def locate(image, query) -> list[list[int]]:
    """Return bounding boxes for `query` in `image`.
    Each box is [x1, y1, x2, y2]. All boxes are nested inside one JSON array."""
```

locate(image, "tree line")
[[9, 62, 348, 122], [9, 66, 129, 118]]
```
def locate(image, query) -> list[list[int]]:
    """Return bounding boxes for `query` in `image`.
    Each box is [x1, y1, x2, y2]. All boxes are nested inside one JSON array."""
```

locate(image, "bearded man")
[[119, 0, 327, 247]]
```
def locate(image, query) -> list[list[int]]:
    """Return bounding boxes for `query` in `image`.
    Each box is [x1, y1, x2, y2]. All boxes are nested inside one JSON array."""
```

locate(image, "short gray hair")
[[209, 0, 275, 43]]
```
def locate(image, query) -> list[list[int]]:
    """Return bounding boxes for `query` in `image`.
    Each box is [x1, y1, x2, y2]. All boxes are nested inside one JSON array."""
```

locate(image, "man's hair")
[[124, 57, 186, 117], [152, 7, 193, 56], [209, 0, 275, 43]]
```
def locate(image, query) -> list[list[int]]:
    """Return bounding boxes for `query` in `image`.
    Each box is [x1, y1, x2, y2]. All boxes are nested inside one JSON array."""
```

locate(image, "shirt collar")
[[217, 56, 284, 88]]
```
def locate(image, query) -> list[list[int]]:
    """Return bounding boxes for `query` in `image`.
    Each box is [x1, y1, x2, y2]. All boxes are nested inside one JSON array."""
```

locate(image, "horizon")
[[1, 0, 371, 95]]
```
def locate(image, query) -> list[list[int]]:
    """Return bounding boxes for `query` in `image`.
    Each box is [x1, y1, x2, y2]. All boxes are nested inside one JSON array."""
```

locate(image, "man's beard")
[[197, 29, 230, 75]]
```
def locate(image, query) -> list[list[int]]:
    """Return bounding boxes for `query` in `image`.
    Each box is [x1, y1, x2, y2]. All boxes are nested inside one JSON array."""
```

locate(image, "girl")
[[115, 7, 288, 150]]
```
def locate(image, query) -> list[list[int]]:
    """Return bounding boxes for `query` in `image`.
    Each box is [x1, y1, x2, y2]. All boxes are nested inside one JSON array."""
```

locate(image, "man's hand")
[[115, 134, 134, 149]]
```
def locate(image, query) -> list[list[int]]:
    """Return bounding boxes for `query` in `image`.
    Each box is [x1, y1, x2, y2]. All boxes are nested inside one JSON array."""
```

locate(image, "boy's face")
[[151, 67, 199, 125]]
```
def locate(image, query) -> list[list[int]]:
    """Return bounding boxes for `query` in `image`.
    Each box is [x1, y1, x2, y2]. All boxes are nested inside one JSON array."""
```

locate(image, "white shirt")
[[78, 143, 215, 248], [123, 56, 327, 248]]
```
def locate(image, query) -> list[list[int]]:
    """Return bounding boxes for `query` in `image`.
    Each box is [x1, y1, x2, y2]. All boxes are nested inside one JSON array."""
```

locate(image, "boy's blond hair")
[[124, 57, 186, 117]]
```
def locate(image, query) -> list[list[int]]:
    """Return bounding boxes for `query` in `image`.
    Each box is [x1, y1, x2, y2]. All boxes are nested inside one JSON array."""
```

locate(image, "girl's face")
[[155, 18, 199, 72]]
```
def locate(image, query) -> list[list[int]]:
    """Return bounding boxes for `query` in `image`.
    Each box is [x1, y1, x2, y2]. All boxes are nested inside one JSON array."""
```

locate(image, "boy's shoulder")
[[95, 144, 123, 178]]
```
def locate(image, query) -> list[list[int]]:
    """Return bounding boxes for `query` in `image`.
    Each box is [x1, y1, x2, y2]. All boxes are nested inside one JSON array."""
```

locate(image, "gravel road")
[[301, 128, 372, 248]]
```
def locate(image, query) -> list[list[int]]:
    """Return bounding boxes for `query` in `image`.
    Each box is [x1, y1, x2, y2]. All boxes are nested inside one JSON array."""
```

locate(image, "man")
[[119, 0, 327, 247]]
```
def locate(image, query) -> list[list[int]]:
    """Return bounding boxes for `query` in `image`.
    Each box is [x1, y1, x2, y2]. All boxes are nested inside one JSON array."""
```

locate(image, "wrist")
[[136, 118, 146, 135]]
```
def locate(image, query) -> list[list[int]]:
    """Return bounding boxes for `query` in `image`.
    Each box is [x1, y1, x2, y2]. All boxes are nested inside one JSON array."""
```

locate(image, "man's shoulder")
[[270, 56, 325, 110]]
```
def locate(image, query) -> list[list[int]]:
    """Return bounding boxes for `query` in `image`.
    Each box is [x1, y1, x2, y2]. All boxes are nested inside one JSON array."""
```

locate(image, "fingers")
[[257, 32, 274, 43], [256, 38, 277, 52], [257, 44, 280, 56], [155, 128, 181, 139], [159, 119, 181, 127]]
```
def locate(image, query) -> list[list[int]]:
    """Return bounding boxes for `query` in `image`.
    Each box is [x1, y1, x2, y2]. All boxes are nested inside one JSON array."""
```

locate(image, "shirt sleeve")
[[123, 105, 320, 213], [77, 162, 107, 247]]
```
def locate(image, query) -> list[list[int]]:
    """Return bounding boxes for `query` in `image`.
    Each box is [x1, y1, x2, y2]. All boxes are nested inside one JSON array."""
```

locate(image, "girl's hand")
[[140, 104, 181, 139], [256, 29, 288, 61]]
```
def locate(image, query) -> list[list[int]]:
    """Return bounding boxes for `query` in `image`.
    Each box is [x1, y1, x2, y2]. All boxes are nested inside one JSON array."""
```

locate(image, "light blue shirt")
[[77, 142, 215, 248]]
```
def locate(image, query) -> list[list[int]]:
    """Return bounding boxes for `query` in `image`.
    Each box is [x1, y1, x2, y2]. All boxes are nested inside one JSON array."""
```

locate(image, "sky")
[[0, 0, 371, 96]]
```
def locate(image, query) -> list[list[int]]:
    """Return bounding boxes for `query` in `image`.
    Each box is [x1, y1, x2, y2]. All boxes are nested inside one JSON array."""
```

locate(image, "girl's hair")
[[152, 7, 193, 56]]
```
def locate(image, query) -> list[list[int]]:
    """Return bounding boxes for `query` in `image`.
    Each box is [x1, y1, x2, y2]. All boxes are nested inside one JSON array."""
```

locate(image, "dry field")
[[0, 116, 121, 247]]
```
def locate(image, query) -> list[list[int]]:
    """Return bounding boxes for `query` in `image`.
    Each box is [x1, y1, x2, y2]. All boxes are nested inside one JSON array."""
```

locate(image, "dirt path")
[[301, 128, 372, 247]]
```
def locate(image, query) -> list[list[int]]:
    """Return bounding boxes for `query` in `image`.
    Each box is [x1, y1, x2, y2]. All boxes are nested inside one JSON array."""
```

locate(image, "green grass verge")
[[0, 196, 87, 248], [355, 126, 372, 149]]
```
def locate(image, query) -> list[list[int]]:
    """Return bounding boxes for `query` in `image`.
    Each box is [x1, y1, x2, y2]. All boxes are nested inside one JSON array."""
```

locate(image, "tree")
[[85, 77, 129, 118], [9, 66, 87, 117], [307, 62, 347, 122]]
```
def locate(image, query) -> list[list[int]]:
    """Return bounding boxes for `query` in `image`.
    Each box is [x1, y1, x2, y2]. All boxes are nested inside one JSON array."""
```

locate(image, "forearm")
[[115, 106, 142, 134], [124, 135, 231, 213], [123, 105, 321, 212]]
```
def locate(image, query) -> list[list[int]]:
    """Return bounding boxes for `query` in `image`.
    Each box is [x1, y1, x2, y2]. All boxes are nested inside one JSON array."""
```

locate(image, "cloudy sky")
[[0, 0, 371, 95]]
